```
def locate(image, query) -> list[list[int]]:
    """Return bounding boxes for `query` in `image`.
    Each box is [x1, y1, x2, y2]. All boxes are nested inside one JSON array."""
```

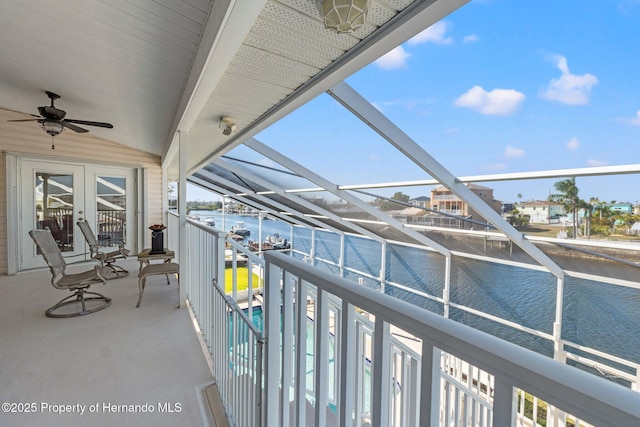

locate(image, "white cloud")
[[375, 46, 410, 70], [463, 34, 479, 43], [540, 54, 598, 105], [454, 85, 526, 115], [408, 21, 453, 45], [567, 137, 580, 150], [504, 145, 526, 158], [617, 110, 640, 126], [587, 159, 607, 167]]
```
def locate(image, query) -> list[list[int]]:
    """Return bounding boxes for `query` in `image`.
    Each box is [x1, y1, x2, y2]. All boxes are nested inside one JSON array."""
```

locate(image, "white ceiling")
[[0, 0, 212, 156], [0, 0, 469, 175]]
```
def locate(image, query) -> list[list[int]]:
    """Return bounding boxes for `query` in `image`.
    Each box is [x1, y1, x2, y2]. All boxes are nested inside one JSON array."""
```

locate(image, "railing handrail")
[[264, 250, 640, 427]]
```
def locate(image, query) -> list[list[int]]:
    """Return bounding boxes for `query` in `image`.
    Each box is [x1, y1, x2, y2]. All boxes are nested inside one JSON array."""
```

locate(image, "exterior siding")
[[0, 109, 163, 275]]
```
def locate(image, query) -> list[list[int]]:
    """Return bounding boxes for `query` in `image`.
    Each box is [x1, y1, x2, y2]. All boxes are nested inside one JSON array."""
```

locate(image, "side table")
[[137, 248, 175, 280]]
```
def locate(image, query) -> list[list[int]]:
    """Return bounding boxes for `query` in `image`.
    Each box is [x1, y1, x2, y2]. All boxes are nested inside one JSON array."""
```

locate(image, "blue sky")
[[189, 0, 640, 205]]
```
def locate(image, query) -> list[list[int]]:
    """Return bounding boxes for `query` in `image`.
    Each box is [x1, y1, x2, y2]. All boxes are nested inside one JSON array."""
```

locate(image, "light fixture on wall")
[[219, 116, 238, 136], [318, 0, 370, 34]]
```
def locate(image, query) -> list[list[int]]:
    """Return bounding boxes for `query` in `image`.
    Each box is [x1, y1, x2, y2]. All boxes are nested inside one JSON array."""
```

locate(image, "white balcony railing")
[[167, 214, 640, 426], [263, 250, 640, 427]]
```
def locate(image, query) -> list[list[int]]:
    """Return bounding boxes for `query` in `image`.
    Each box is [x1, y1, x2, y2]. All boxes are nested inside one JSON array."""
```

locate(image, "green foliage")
[[186, 200, 222, 212], [590, 225, 611, 236], [374, 191, 410, 211]]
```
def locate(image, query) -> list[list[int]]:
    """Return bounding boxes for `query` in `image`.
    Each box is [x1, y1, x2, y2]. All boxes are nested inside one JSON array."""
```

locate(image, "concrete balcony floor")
[[0, 258, 216, 427]]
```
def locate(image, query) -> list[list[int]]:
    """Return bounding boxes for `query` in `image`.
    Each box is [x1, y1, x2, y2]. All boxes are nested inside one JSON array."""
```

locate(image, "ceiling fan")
[[8, 91, 113, 149]]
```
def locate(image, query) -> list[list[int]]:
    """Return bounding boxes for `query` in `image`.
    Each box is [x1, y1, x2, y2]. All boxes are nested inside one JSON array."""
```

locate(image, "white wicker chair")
[[29, 229, 111, 318]]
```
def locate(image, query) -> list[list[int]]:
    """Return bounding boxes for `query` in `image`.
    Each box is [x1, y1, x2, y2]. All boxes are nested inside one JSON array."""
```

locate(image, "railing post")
[[281, 271, 295, 426], [264, 258, 282, 427], [339, 301, 356, 427], [314, 289, 329, 427], [294, 278, 308, 426], [372, 318, 391, 427], [420, 341, 441, 427], [492, 377, 517, 427]]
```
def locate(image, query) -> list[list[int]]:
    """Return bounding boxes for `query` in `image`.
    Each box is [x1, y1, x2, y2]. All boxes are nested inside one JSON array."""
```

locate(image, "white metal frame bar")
[[327, 81, 564, 280], [190, 170, 340, 233], [337, 163, 640, 191], [245, 138, 452, 257], [214, 158, 387, 244]]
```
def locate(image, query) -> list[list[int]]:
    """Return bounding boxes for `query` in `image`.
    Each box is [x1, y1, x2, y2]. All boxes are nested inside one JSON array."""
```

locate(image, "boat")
[[265, 233, 290, 250], [230, 221, 250, 236], [247, 234, 290, 252], [203, 217, 215, 227]]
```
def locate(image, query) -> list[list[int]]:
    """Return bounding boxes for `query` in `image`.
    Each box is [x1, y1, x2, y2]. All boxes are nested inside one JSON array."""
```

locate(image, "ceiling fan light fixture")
[[318, 0, 370, 34], [41, 120, 63, 136]]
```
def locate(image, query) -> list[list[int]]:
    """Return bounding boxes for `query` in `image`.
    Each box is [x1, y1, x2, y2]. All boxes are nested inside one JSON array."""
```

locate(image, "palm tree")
[[550, 178, 579, 238], [577, 199, 593, 238]]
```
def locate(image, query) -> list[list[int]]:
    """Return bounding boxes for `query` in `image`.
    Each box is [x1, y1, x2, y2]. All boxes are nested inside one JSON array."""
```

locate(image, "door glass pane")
[[97, 176, 126, 247], [35, 172, 74, 252]]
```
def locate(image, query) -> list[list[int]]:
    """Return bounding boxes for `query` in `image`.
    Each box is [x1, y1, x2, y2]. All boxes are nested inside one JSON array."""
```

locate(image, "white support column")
[[327, 81, 564, 280], [443, 255, 452, 318], [289, 223, 294, 257], [161, 163, 168, 230], [178, 130, 188, 307], [222, 195, 226, 231], [553, 276, 566, 362], [380, 241, 387, 294], [310, 228, 316, 264], [339, 234, 345, 277]]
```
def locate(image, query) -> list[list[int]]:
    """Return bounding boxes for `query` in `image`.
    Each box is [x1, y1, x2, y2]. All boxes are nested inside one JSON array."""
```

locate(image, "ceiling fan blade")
[[61, 121, 89, 133], [7, 119, 41, 122], [64, 119, 113, 129]]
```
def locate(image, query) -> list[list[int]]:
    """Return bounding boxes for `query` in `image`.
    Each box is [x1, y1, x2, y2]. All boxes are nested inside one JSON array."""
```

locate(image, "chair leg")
[[46, 288, 112, 318], [104, 262, 129, 279], [136, 277, 146, 308]]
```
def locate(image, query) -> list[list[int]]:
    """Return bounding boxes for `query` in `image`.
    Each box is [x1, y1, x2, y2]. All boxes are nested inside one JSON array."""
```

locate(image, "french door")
[[19, 159, 136, 270]]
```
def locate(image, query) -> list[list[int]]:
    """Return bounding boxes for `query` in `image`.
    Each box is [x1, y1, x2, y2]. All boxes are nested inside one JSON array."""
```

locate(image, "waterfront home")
[[1, 1, 639, 427], [429, 183, 503, 229], [516, 201, 566, 224], [409, 196, 430, 209]]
